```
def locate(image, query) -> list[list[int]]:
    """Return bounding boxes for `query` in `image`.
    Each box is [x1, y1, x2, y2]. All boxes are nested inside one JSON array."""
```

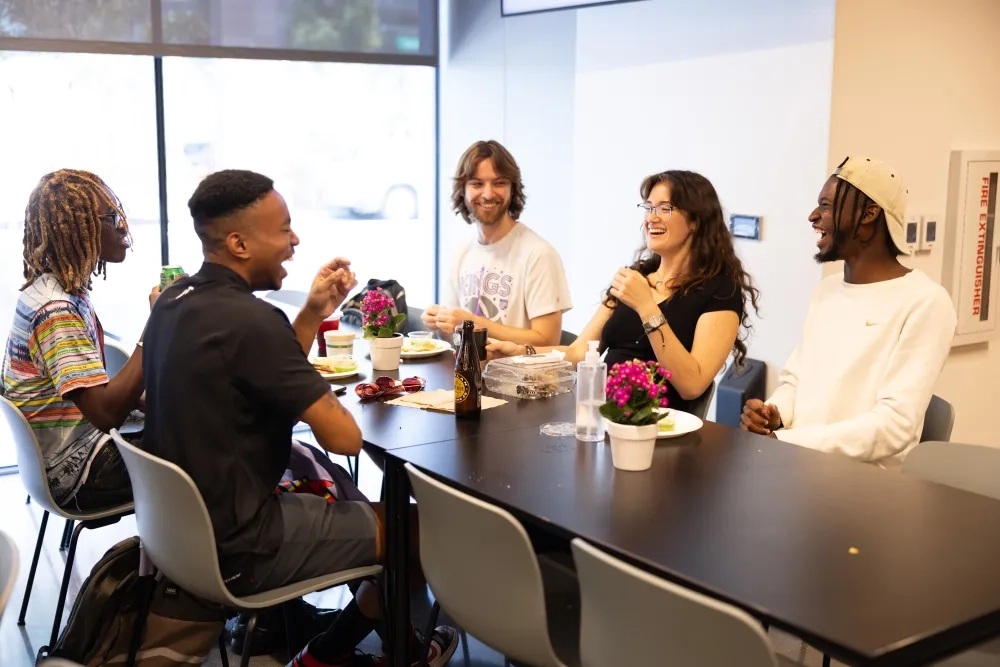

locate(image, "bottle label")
[[455, 373, 470, 403]]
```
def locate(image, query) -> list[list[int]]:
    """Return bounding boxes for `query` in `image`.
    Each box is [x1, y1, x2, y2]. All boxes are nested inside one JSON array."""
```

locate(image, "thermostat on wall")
[[921, 213, 940, 250], [905, 214, 922, 252], [729, 214, 761, 240]]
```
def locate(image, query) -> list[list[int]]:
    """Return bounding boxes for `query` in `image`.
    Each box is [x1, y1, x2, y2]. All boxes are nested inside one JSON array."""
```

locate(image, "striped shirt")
[[3, 273, 110, 505]]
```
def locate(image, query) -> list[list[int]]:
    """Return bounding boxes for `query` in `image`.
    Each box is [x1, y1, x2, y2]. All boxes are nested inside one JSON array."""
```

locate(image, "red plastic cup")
[[316, 314, 342, 356]]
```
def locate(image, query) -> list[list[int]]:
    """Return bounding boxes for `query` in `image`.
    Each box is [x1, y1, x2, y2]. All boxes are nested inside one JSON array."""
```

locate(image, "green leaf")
[[392, 313, 406, 329], [599, 402, 624, 422], [377, 326, 394, 338]]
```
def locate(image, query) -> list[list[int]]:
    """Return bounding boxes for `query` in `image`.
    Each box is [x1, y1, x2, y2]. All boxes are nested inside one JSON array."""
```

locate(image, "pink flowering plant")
[[599, 359, 673, 426], [360, 288, 406, 339]]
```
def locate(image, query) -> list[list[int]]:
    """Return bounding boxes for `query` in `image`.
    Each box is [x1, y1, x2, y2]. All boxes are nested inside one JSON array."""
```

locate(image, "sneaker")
[[286, 645, 382, 667], [411, 626, 459, 667]]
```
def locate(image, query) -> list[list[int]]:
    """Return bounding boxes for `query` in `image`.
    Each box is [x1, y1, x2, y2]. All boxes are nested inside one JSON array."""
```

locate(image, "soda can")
[[160, 265, 185, 290]]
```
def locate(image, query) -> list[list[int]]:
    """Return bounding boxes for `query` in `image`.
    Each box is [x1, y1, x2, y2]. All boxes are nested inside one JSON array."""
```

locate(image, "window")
[[0, 0, 152, 41], [163, 57, 437, 308], [0, 51, 159, 467]]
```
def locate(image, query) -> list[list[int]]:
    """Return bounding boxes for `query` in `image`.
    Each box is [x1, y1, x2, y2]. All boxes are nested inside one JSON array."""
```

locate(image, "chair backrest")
[[0, 395, 61, 514], [920, 394, 955, 443], [559, 330, 577, 346], [571, 538, 778, 667], [903, 441, 1000, 501], [264, 289, 308, 308], [103, 339, 131, 379], [686, 380, 716, 421], [0, 528, 18, 622], [405, 464, 566, 667], [110, 431, 234, 606]]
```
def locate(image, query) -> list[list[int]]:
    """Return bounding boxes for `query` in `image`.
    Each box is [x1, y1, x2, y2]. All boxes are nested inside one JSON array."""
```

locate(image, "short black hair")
[[188, 169, 274, 249]]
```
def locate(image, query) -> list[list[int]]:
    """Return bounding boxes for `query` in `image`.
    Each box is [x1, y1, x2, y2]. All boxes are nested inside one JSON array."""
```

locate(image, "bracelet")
[[524, 345, 536, 356]]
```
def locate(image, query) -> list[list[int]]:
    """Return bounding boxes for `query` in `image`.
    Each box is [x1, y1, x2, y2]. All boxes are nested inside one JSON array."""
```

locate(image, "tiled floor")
[[2, 453, 1000, 667]]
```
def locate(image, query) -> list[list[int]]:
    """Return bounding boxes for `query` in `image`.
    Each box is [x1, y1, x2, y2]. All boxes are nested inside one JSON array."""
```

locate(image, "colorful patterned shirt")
[[2, 273, 109, 505]]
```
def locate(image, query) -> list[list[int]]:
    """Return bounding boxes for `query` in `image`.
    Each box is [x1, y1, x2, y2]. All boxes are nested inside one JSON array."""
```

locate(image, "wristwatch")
[[642, 314, 667, 334]]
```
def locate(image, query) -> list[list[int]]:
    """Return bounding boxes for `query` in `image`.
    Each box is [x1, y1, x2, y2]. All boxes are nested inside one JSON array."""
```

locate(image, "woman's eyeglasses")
[[637, 203, 676, 220]]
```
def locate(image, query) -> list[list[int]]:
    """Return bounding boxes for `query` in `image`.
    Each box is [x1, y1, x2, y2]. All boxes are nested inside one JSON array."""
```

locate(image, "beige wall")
[[826, 0, 1000, 445]]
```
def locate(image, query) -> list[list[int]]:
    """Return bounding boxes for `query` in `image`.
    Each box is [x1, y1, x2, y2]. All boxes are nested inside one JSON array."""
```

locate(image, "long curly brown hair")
[[604, 170, 761, 367], [21, 169, 130, 296], [450, 140, 526, 224]]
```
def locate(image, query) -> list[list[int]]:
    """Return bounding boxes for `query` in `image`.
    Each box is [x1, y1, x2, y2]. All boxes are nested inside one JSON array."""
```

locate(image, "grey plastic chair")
[[571, 538, 783, 667], [111, 431, 383, 667], [103, 339, 131, 379], [0, 396, 134, 650], [686, 380, 716, 421], [903, 441, 1000, 501], [406, 463, 580, 667], [0, 529, 18, 622], [920, 394, 955, 443]]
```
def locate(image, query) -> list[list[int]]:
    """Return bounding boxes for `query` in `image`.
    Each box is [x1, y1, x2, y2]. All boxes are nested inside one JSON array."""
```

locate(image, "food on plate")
[[311, 357, 358, 374], [403, 339, 440, 353], [658, 412, 676, 433]]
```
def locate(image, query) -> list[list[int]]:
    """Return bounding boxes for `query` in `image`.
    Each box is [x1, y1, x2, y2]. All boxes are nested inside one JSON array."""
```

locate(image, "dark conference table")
[[330, 348, 1000, 667]]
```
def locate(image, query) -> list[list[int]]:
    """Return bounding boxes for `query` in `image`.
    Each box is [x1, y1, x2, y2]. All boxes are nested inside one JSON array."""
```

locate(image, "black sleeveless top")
[[600, 273, 744, 414]]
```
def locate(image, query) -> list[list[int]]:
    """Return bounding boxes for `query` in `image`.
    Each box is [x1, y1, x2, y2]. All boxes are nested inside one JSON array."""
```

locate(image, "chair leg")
[[417, 601, 442, 667], [218, 629, 231, 667], [17, 510, 49, 625], [353, 454, 361, 485], [240, 612, 258, 667], [49, 521, 86, 648], [822, 655, 831, 667], [26, 494, 31, 504], [460, 629, 470, 667], [60, 518, 74, 551]]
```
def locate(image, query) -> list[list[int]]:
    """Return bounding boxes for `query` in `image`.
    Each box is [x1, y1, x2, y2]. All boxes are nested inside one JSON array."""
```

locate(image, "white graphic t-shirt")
[[445, 223, 572, 329]]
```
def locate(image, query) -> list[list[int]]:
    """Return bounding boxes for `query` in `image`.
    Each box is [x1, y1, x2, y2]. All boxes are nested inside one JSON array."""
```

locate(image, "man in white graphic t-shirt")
[[741, 156, 956, 467], [423, 140, 572, 347]]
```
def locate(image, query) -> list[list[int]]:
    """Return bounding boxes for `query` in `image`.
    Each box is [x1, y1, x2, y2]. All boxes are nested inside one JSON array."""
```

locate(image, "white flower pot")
[[369, 334, 404, 371], [607, 421, 659, 471]]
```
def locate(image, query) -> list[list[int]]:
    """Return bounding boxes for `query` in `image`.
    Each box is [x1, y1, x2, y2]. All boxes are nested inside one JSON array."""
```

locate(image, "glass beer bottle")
[[455, 320, 482, 419]]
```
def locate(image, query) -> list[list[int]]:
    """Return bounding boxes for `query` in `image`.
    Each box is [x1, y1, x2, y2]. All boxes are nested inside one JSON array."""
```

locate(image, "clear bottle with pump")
[[576, 341, 607, 442]]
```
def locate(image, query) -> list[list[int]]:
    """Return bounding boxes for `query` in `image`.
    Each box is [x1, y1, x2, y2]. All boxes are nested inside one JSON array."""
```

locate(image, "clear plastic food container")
[[483, 355, 577, 399]]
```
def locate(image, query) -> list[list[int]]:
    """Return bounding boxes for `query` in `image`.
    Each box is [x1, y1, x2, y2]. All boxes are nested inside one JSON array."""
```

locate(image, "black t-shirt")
[[141, 262, 330, 566], [601, 273, 744, 413]]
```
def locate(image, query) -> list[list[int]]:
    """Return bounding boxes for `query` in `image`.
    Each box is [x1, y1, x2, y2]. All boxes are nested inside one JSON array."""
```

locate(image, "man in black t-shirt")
[[142, 170, 457, 667]]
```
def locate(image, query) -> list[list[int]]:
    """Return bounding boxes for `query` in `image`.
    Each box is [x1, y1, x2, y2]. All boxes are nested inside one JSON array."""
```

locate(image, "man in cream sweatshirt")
[[741, 156, 956, 467]]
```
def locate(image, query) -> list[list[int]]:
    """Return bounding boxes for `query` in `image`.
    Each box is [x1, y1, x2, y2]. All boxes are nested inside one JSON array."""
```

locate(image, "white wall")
[[440, 0, 836, 405], [825, 0, 1000, 445]]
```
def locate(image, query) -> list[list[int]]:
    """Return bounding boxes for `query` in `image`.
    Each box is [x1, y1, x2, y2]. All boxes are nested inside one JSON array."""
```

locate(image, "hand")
[[434, 307, 477, 336], [305, 258, 357, 319], [740, 399, 782, 436], [485, 338, 525, 361], [421, 305, 440, 329], [148, 272, 187, 310], [608, 268, 656, 313]]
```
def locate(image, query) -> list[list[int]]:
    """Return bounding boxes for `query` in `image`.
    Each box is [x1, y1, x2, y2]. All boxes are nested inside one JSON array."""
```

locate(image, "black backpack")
[[340, 279, 410, 334]]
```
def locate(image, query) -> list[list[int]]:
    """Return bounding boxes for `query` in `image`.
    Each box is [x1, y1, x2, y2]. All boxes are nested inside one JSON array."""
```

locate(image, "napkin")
[[386, 389, 507, 413]]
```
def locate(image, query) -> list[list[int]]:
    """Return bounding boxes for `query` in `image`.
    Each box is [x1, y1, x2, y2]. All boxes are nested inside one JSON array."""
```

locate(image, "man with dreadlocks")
[[3, 169, 156, 510], [741, 156, 956, 467]]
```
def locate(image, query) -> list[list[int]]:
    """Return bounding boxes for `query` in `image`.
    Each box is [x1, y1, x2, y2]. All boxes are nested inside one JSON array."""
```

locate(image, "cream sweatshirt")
[[768, 269, 956, 466]]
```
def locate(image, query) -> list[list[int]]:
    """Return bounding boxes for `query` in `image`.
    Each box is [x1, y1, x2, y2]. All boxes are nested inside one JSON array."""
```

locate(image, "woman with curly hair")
[[488, 170, 761, 414]]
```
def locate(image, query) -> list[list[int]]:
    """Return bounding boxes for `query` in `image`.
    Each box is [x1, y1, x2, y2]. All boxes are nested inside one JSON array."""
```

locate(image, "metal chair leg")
[[352, 454, 361, 485], [417, 601, 442, 667], [18, 510, 49, 625], [218, 630, 231, 667], [822, 655, 831, 667], [26, 494, 31, 504], [60, 518, 74, 551], [49, 521, 86, 647], [460, 629, 470, 666], [239, 613, 258, 667]]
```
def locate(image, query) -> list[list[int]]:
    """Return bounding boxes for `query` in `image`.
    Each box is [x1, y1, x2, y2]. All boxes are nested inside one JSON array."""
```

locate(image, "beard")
[[467, 196, 508, 226], [814, 228, 847, 263]]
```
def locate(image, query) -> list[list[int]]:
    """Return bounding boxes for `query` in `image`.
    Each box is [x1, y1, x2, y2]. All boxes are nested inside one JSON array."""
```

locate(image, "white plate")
[[401, 340, 452, 359], [604, 407, 703, 439], [309, 357, 360, 380]]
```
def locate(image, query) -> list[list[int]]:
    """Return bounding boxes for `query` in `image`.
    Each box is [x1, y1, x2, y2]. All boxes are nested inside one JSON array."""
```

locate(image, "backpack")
[[46, 537, 226, 667], [340, 279, 410, 334]]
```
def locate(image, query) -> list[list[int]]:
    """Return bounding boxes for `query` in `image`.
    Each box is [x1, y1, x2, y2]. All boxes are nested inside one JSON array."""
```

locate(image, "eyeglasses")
[[638, 203, 676, 220], [99, 212, 125, 230]]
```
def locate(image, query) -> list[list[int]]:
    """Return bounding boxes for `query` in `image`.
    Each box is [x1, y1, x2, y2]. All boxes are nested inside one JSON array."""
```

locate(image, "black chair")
[[559, 330, 577, 346]]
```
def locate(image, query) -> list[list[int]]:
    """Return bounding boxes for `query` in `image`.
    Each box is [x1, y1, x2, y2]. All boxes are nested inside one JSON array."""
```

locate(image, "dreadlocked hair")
[[21, 169, 130, 296], [831, 177, 900, 257]]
